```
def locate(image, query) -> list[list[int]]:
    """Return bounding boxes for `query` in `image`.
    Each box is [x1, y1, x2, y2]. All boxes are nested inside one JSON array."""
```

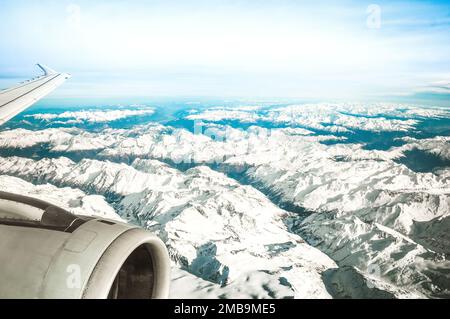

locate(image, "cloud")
[[1, 1, 449, 99], [423, 80, 450, 94], [26, 108, 155, 123]]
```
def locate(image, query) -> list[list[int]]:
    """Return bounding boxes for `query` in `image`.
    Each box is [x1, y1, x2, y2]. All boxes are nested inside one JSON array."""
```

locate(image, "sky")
[[0, 0, 449, 102]]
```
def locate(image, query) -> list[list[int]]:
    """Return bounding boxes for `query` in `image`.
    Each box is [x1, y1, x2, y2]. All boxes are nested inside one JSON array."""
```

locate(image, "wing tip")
[[36, 63, 57, 76]]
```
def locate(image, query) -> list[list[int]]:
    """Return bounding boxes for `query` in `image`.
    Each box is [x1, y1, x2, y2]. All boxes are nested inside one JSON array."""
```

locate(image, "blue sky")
[[0, 0, 449, 102]]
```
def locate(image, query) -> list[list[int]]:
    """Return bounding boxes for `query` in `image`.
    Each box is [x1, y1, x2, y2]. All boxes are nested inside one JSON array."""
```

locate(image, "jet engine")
[[0, 191, 170, 299]]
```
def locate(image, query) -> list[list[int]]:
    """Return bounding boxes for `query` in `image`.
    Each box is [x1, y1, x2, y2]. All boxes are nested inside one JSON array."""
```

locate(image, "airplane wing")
[[0, 64, 70, 125]]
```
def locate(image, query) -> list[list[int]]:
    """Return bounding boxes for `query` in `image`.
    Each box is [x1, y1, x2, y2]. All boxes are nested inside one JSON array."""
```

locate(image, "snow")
[[394, 136, 450, 161], [0, 175, 122, 221], [185, 102, 449, 132], [187, 110, 262, 122], [26, 108, 155, 123], [0, 157, 337, 298], [0, 102, 449, 298]]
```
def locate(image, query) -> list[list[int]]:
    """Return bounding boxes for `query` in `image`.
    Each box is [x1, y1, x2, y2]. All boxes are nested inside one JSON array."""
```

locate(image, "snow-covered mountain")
[[0, 102, 448, 298], [0, 157, 337, 298]]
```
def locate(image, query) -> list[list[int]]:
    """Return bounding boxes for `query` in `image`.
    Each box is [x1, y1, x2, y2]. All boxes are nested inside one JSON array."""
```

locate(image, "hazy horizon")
[[1, 0, 449, 104]]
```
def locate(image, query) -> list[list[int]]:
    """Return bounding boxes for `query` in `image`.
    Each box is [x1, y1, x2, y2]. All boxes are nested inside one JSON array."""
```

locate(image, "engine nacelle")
[[0, 191, 170, 299]]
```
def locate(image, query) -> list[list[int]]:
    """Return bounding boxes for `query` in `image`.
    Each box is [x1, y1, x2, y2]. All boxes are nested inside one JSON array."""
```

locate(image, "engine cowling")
[[0, 191, 170, 299]]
